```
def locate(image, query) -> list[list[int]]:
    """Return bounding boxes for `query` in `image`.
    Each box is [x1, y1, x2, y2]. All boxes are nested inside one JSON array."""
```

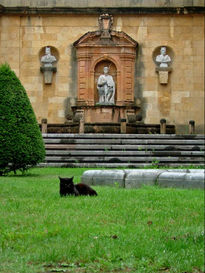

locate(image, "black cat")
[[59, 176, 97, 197]]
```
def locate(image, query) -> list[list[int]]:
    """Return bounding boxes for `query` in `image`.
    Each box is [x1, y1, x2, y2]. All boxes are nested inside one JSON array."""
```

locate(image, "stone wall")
[[0, 7, 204, 133], [1, 0, 204, 8]]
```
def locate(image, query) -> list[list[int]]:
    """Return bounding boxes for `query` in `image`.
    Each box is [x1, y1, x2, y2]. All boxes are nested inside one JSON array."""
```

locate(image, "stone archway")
[[72, 14, 140, 125]]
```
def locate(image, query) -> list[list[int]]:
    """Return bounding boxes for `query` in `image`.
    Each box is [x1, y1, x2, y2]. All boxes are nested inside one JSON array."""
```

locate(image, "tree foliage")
[[0, 63, 45, 175]]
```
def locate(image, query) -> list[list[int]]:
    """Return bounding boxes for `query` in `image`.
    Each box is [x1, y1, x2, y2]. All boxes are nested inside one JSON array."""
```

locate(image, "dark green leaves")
[[0, 63, 45, 175]]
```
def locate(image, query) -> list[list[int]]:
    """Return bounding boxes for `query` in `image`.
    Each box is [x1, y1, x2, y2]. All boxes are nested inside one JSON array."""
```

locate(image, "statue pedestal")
[[71, 104, 140, 124], [156, 67, 172, 84], [40, 66, 57, 84]]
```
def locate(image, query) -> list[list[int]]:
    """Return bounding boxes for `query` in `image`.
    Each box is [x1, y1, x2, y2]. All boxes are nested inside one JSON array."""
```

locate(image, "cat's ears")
[[58, 176, 74, 179]]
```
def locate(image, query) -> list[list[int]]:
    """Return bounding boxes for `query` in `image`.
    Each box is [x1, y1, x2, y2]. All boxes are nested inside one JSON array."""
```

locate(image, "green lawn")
[[0, 168, 204, 273]]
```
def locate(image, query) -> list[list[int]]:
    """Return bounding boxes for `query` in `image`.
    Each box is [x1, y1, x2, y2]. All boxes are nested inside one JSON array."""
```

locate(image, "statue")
[[97, 66, 115, 104], [156, 46, 171, 68], [41, 47, 56, 67], [40, 47, 57, 84]]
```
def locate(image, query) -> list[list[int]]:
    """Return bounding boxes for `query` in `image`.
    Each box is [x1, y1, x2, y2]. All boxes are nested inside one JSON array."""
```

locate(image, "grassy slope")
[[0, 168, 204, 273]]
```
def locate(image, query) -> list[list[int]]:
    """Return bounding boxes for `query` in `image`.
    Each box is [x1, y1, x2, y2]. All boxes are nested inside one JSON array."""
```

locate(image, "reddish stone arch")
[[73, 30, 137, 106], [72, 29, 139, 124]]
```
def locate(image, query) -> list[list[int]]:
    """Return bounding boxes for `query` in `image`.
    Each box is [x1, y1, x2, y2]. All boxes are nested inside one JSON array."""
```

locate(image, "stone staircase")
[[40, 134, 205, 167]]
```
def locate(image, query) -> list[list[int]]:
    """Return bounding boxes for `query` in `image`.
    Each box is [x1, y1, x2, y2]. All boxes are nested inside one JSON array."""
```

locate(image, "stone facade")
[[0, 1, 204, 133]]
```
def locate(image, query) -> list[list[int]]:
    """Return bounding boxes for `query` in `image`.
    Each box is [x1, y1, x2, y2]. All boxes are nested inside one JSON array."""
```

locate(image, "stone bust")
[[41, 47, 56, 67], [156, 46, 171, 68], [97, 66, 115, 104]]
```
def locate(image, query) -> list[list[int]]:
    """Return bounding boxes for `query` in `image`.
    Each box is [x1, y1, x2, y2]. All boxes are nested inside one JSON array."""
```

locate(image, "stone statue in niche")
[[40, 47, 57, 84], [156, 46, 171, 68], [41, 47, 56, 67], [97, 66, 115, 104]]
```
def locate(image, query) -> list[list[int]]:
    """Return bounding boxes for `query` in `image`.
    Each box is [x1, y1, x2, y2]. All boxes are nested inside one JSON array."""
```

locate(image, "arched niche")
[[39, 46, 59, 64], [94, 60, 117, 104], [152, 45, 174, 67]]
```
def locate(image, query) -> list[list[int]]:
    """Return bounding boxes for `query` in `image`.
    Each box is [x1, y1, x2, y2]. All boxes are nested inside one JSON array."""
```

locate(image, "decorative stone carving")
[[98, 13, 113, 39], [97, 66, 115, 105], [155, 46, 172, 84], [40, 47, 57, 84], [72, 14, 140, 124], [158, 70, 169, 84]]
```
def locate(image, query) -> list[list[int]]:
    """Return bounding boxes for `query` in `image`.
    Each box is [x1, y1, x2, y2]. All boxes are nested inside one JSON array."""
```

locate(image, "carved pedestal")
[[156, 67, 172, 84], [40, 66, 57, 84], [72, 105, 140, 124]]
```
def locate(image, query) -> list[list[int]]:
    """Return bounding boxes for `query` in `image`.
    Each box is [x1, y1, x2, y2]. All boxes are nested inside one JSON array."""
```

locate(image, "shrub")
[[0, 63, 45, 175]]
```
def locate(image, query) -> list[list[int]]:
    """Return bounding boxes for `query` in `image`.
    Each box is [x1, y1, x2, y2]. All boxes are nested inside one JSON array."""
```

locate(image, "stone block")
[[158, 172, 205, 189], [81, 170, 125, 188], [40, 33, 57, 41], [143, 90, 158, 98], [1, 16, 20, 27], [48, 97, 65, 103], [158, 71, 169, 84], [81, 170, 204, 190], [188, 169, 204, 173], [193, 16, 204, 26], [166, 169, 188, 173], [125, 169, 165, 189]]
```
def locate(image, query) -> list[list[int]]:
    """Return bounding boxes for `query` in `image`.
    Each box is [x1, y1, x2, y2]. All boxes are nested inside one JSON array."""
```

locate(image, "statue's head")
[[45, 47, 51, 55], [160, 46, 166, 55], [103, 66, 109, 74]]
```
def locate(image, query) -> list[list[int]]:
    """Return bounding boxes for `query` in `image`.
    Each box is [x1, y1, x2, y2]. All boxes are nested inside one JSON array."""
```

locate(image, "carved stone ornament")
[[72, 15, 140, 124], [98, 13, 113, 39], [40, 47, 57, 84], [155, 46, 172, 84]]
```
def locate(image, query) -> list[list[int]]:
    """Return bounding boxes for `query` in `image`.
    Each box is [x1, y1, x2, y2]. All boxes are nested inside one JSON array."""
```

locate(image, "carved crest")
[[98, 14, 113, 39]]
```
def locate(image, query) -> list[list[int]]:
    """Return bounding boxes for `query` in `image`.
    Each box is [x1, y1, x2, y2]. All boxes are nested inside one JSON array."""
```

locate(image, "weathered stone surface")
[[81, 169, 204, 189], [188, 169, 204, 173], [81, 170, 125, 187], [158, 172, 204, 189], [158, 71, 169, 84], [0, 10, 204, 133], [125, 169, 165, 189], [1, 0, 204, 8]]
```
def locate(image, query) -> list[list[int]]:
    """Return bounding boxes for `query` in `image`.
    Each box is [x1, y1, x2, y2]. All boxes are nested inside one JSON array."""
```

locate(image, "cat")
[[59, 176, 97, 197]]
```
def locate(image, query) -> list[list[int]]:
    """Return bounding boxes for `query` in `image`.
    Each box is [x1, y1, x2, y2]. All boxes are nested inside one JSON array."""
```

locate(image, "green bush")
[[0, 63, 45, 175]]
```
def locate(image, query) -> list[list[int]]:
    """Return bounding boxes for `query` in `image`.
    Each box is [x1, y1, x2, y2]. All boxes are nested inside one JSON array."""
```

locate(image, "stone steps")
[[41, 134, 205, 167]]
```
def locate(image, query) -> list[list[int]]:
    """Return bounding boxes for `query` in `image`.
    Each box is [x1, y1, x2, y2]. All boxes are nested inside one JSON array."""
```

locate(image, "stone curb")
[[81, 169, 204, 189], [158, 172, 204, 189], [81, 169, 126, 188]]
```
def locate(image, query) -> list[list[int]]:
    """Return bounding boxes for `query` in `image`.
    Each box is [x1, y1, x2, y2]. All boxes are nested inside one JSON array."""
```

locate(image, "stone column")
[[120, 118, 127, 134], [41, 118, 47, 133], [189, 120, 195, 134], [77, 110, 85, 134], [160, 119, 166, 134]]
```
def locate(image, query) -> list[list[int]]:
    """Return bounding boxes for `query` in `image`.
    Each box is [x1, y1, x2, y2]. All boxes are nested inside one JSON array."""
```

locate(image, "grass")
[[0, 167, 204, 273]]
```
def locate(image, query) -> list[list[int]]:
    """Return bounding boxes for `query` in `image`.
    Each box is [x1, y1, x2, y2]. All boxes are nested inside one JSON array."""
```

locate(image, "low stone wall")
[[81, 169, 204, 189]]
